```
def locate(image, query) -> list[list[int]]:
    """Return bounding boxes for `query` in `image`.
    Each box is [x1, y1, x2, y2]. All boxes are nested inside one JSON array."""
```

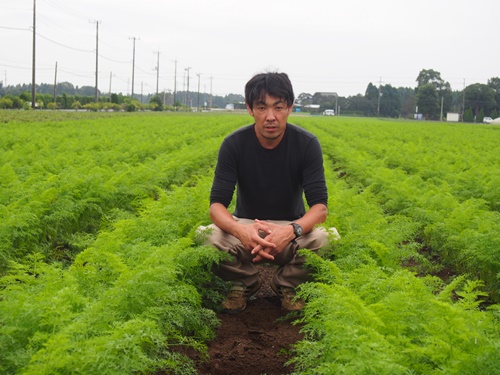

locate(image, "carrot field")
[[1, 111, 499, 374]]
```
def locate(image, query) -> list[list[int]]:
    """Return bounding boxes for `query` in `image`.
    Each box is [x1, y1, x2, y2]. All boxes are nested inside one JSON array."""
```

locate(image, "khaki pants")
[[198, 218, 337, 289]]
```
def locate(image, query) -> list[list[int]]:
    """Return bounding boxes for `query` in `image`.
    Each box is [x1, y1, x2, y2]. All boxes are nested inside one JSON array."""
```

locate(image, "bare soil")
[[178, 265, 304, 375]]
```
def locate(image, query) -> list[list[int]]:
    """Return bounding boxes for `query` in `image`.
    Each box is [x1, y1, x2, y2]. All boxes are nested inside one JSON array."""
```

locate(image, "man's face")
[[247, 94, 293, 148]]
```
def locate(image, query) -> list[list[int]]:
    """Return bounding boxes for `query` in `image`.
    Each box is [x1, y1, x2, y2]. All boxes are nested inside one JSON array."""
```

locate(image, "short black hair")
[[245, 72, 295, 108]]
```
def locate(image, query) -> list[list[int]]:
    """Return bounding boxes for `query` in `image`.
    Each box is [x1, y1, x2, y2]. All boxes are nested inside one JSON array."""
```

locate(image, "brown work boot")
[[221, 280, 262, 314], [271, 283, 305, 311]]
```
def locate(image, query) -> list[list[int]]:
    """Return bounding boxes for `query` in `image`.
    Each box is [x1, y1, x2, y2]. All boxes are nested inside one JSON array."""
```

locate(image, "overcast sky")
[[1, 0, 499, 98]]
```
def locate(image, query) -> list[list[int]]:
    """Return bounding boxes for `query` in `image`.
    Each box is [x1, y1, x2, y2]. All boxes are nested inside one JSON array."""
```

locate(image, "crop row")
[[292, 144, 499, 373], [301, 117, 500, 301], [0, 113, 247, 271]]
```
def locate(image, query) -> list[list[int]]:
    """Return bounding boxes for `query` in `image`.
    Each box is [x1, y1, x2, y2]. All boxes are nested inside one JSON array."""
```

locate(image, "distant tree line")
[[1, 69, 499, 121], [295, 69, 500, 122], [0, 81, 244, 112]]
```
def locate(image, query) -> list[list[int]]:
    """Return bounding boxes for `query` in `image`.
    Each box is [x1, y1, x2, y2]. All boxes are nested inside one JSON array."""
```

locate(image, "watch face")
[[293, 223, 302, 237]]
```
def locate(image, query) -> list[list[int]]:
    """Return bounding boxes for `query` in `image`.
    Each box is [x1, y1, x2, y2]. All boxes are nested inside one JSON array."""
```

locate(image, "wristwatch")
[[290, 223, 303, 240]]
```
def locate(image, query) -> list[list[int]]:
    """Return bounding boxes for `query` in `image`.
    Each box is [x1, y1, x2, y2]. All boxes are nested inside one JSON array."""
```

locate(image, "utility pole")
[[377, 77, 382, 117], [31, 0, 36, 109], [91, 20, 101, 102], [154, 50, 160, 95], [53, 61, 57, 103], [173, 60, 177, 108], [462, 78, 466, 122], [129, 37, 138, 99], [196, 73, 201, 112], [109, 71, 112, 95], [210, 76, 213, 110], [440, 96, 444, 121], [185, 67, 191, 108]]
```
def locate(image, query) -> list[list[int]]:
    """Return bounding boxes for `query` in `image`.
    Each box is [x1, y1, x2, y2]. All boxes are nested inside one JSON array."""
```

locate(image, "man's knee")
[[297, 227, 340, 251]]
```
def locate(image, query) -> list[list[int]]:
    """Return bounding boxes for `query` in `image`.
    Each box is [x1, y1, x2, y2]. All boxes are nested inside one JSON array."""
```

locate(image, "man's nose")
[[265, 108, 276, 120]]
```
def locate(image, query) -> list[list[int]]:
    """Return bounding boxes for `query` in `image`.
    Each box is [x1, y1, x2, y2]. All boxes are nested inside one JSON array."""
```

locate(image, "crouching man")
[[200, 72, 331, 314]]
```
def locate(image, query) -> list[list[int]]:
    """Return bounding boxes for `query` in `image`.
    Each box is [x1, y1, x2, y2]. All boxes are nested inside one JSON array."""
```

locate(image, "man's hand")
[[210, 203, 279, 256], [250, 220, 295, 262], [234, 219, 277, 255]]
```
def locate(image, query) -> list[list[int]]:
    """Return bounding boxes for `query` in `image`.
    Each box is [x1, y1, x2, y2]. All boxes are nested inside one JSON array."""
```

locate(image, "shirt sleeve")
[[210, 139, 237, 208], [303, 137, 328, 208]]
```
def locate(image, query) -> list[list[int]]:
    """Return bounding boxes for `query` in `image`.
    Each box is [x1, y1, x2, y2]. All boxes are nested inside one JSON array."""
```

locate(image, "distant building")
[[447, 113, 460, 122]]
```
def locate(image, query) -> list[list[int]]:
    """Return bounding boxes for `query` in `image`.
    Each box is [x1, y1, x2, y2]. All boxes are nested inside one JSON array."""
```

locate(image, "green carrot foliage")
[[1, 112, 499, 374]]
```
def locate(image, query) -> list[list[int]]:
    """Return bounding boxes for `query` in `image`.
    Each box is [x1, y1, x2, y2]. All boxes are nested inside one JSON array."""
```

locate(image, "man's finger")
[[255, 219, 272, 234], [255, 249, 274, 260]]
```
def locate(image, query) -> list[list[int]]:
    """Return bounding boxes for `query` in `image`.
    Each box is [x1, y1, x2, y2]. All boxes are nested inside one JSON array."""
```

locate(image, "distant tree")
[[417, 84, 439, 119], [0, 97, 13, 109], [149, 95, 163, 111], [397, 87, 416, 118], [12, 95, 24, 109], [57, 93, 74, 109], [363, 83, 379, 116], [37, 93, 53, 108], [364, 82, 377, 100], [295, 92, 313, 106], [77, 86, 96, 97], [416, 69, 447, 90], [57, 82, 76, 95], [345, 94, 373, 116], [487, 77, 500, 113], [71, 101, 82, 110], [416, 69, 452, 115], [450, 90, 464, 113], [463, 107, 474, 122], [312, 92, 336, 106], [110, 93, 123, 104], [124, 99, 141, 112], [477, 108, 485, 123], [379, 84, 401, 118], [19, 91, 31, 102], [465, 83, 496, 116]]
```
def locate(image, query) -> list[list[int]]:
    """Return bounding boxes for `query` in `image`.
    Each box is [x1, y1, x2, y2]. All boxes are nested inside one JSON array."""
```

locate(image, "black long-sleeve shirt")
[[210, 123, 327, 221]]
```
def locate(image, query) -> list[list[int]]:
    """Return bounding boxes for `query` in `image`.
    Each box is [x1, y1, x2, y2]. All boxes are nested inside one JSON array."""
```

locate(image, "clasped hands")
[[239, 219, 294, 263]]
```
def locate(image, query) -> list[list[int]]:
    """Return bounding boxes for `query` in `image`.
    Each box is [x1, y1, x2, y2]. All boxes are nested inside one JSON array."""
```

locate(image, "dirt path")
[[182, 265, 304, 375]]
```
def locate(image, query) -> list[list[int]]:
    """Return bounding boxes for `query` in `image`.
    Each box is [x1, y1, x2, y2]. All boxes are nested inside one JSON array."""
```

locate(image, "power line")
[[0, 26, 31, 31], [58, 67, 93, 78], [98, 54, 129, 64], [0, 63, 31, 70], [36, 32, 93, 53]]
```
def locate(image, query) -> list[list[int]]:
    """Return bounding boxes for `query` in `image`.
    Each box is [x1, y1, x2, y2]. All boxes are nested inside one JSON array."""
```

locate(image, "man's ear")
[[246, 104, 254, 116]]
